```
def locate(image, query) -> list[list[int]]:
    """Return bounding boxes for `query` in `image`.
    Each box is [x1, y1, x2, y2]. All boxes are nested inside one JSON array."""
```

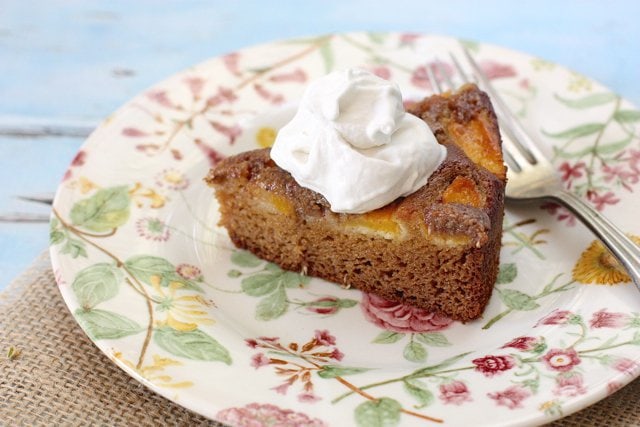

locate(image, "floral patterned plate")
[[50, 32, 640, 426]]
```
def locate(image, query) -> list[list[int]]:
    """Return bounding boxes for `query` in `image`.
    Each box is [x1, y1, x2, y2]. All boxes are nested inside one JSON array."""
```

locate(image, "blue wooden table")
[[2, 0, 639, 290]]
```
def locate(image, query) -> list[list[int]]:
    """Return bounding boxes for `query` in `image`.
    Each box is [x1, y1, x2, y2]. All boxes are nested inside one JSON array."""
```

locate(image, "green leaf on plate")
[[50, 230, 65, 245], [373, 331, 405, 344], [410, 351, 472, 377], [403, 378, 434, 408], [355, 397, 401, 427], [554, 92, 617, 109], [49, 219, 65, 245], [338, 298, 358, 308], [614, 109, 640, 123], [255, 285, 287, 321], [61, 238, 87, 258], [597, 336, 618, 351], [265, 262, 283, 273], [241, 272, 280, 296], [595, 136, 633, 155], [280, 270, 311, 288], [72, 263, 122, 308], [125, 255, 202, 291], [238, 263, 310, 320], [317, 365, 371, 379], [319, 42, 334, 73], [69, 186, 130, 232], [154, 327, 232, 364], [459, 39, 480, 53], [415, 332, 451, 347], [230, 250, 263, 268], [367, 32, 387, 44], [227, 269, 242, 278], [499, 289, 540, 311], [125, 255, 174, 280], [552, 145, 596, 159], [403, 341, 427, 363], [542, 123, 605, 139], [75, 308, 143, 340], [496, 263, 517, 284]]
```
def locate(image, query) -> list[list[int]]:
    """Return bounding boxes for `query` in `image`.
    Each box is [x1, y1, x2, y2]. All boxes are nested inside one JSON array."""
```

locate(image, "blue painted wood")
[[1, 0, 639, 289], [0, 136, 83, 285]]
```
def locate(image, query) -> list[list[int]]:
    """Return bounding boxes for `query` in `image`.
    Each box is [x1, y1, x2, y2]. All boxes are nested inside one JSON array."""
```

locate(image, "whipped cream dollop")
[[270, 68, 446, 214]]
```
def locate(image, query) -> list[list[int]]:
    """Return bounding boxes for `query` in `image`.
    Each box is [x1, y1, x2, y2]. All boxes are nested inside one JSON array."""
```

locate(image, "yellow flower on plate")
[[67, 176, 99, 194], [129, 182, 166, 208], [567, 71, 592, 93], [256, 126, 277, 148], [530, 58, 555, 71], [152, 280, 215, 332], [113, 352, 193, 388], [78, 176, 99, 194], [538, 400, 562, 417], [573, 236, 640, 285]]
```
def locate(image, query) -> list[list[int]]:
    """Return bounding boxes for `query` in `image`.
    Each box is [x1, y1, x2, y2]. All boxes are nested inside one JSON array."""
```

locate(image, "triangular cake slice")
[[206, 84, 506, 321]]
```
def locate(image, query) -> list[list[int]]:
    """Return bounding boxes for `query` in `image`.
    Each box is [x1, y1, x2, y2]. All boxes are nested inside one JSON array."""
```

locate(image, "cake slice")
[[206, 84, 506, 321]]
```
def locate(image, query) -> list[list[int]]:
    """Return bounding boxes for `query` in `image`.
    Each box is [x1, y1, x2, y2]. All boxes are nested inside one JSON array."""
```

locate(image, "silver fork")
[[0, 194, 53, 223], [427, 50, 640, 290]]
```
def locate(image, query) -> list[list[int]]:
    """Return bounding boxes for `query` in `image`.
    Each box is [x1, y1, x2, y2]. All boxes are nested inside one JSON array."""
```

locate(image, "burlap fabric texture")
[[1, 253, 639, 426]]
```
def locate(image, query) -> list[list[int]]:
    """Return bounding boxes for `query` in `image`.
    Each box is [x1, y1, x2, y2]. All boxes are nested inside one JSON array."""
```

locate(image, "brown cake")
[[206, 83, 506, 321]]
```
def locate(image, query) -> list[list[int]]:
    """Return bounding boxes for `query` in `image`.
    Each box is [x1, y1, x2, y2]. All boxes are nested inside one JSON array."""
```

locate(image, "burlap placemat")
[[1, 253, 639, 426]]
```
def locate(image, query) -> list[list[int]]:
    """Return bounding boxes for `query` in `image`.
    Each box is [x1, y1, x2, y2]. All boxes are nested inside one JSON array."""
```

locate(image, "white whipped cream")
[[270, 68, 446, 214]]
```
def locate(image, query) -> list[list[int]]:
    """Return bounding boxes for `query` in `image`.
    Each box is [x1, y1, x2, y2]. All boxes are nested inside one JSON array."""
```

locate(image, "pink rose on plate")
[[183, 76, 205, 98], [613, 357, 640, 376], [542, 348, 581, 372], [369, 65, 391, 80], [399, 33, 421, 47], [472, 355, 515, 377], [314, 329, 336, 346], [487, 386, 530, 409], [217, 403, 327, 427], [410, 61, 453, 90], [305, 297, 340, 315], [269, 68, 307, 83], [501, 336, 544, 352], [438, 380, 472, 405], [589, 309, 629, 329], [607, 381, 624, 395], [329, 348, 344, 362], [479, 60, 517, 79], [536, 309, 573, 327], [361, 293, 453, 333], [271, 383, 291, 395], [250, 353, 269, 369], [297, 392, 321, 403], [553, 372, 587, 397]]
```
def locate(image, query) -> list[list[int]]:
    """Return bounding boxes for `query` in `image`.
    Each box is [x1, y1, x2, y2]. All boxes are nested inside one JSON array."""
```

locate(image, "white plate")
[[50, 32, 640, 426]]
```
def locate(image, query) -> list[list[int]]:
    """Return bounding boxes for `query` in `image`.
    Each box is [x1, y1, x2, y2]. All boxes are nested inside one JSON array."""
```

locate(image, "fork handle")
[[554, 189, 640, 290]]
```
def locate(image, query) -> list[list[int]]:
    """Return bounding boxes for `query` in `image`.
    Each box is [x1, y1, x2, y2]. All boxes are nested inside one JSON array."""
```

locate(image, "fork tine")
[[15, 194, 55, 205], [426, 63, 442, 93], [428, 54, 527, 172], [434, 60, 455, 91], [460, 48, 542, 165], [0, 213, 50, 223], [477, 97, 532, 172], [451, 49, 533, 172], [501, 136, 531, 172], [449, 53, 471, 85]]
